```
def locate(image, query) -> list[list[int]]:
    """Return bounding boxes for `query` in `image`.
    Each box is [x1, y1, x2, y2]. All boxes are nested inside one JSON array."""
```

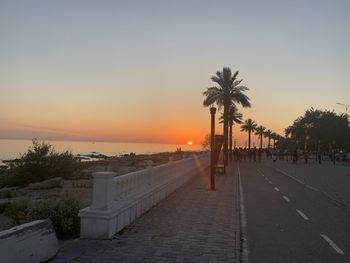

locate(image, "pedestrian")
[[293, 150, 298, 164], [304, 151, 308, 164], [258, 148, 262, 162], [272, 151, 277, 167]]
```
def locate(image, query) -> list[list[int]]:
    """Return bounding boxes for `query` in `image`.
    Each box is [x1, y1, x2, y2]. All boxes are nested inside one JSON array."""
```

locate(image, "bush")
[[3, 199, 30, 225], [0, 202, 10, 214], [0, 174, 27, 188], [30, 197, 81, 239], [7, 139, 82, 186], [1, 197, 81, 239]]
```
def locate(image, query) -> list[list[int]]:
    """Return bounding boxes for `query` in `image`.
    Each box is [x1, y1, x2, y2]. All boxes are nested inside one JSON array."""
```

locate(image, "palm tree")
[[219, 105, 243, 159], [271, 132, 278, 148], [240, 118, 257, 149], [255, 125, 266, 149], [264, 129, 272, 148], [203, 67, 251, 165]]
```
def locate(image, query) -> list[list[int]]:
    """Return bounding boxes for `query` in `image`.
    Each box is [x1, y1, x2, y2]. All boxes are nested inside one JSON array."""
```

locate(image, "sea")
[[0, 139, 202, 165]]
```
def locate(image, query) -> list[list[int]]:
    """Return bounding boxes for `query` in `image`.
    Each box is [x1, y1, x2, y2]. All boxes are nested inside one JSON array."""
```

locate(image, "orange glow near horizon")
[[1, 2, 349, 149]]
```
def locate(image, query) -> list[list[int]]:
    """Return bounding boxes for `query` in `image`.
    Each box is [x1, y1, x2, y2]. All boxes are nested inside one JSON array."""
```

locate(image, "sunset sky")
[[1, 0, 349, 147]]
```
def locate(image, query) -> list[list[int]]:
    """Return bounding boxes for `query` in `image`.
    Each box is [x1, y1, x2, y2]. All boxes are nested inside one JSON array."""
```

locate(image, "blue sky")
[[1, 0, 349, 145]]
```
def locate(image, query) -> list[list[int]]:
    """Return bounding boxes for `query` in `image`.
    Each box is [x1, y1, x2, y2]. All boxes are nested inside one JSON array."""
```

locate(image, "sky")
[[1, 0, 349, 147]]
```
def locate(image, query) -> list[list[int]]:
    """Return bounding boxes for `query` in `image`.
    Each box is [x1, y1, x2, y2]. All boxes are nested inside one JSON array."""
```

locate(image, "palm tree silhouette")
[[255, 125, 266, 149], [240, 118, 257, 149], [219, 105, 243, 159], [271, 132, 278, 148], [264, 129, 273, 148], [203, 67, 251, 164]]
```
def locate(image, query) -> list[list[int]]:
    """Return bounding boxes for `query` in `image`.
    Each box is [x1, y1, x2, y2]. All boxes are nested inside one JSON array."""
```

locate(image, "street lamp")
[[336, 102, 350, 116], [210, 106, 216, 191]]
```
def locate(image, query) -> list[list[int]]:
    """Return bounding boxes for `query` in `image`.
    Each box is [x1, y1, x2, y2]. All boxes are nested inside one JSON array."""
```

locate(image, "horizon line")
[[0, 137, 201, 146]]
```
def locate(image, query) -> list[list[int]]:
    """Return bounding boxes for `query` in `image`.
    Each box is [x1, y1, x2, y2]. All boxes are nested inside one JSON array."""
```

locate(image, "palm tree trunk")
[[229, 121, 233, 160], [248, 130, 251, 149], [223, 104, 229, 165], [268, 136, 271, 148], [260, 135, 263, 149]]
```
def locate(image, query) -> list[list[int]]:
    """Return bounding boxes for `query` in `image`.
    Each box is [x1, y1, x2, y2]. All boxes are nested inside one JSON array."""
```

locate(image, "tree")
[[264, 129, 273, 148], [255, 125, 266, 149], [285, 108, 350, 151], [201, 134, 211, 151], [240, 119, 257, 149], [271, 132, 278, 148], [8, 139, 81, 186], [203, 67, 251, 165], [219, 105, 243, 159]]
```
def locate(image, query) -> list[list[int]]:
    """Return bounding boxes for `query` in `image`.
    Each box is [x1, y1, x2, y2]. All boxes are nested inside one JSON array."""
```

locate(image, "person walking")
[[304, 151, 308, 164], [272, 151, 277, 167]]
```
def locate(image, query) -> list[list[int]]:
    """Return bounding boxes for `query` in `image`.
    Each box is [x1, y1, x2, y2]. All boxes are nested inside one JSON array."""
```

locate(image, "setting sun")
[[187, 141, 193, 146]]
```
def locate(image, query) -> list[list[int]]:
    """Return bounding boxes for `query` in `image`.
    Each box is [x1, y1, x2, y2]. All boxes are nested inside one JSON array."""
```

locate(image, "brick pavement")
[[51, 165, 242, 263]]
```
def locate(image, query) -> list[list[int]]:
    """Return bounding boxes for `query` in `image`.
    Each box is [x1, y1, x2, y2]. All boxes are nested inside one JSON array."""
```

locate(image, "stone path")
[[51, 165, 242, 263]]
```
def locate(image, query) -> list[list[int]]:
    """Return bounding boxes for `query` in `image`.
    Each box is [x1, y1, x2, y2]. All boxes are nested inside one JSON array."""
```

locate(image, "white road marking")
[[275, 168, 288, 176], [268, 181, 273, 185], [305, 185, 318, 191], [274, 187, 280, 192], [283, 195, 290, 202], [296, 209, 310, 220], [321, 234, 345, 255]]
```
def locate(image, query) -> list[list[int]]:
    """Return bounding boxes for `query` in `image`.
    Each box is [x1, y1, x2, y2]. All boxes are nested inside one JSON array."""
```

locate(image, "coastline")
[[0, 139, 202, 165], [0, 150, 205, 231]]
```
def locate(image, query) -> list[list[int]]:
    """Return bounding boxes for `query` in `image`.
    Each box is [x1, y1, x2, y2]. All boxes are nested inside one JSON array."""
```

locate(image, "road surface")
[[239, 160, 350, 263]]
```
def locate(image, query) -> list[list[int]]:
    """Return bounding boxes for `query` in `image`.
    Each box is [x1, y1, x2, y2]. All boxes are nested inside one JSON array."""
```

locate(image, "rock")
[[0, 219, 59, 263], [0, 214, 14, 232]]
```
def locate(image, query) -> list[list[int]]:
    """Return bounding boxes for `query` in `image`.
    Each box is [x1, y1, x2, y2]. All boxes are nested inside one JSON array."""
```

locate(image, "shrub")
[[3, 199, 30, 225], [0, 174, 26, 188], [0, 202, 10, 214], [30, 197, 81, 239], [1, 197, 81, 239], [8, 139, 82, 186]]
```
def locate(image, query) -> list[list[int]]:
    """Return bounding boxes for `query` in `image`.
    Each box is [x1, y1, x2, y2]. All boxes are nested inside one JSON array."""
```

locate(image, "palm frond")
[[233, 85, 249, 92], [232, 80, 242, 87], [231, 93, 251, 108]]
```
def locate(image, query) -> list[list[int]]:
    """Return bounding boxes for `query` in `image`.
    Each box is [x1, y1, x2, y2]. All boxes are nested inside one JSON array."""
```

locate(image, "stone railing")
[[79, 153, 209, 239]]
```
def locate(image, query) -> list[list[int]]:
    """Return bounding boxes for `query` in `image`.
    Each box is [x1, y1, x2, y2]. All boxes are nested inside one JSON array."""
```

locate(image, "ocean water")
[[0, 139, 202, 164]]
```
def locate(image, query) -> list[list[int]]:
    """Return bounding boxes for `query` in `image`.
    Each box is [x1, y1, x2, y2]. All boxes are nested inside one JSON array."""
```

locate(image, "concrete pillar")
[[90, 172, 115, 211]]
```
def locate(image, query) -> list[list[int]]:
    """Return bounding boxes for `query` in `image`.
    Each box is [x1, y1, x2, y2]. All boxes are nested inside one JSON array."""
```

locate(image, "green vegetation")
[[220, 105, 243, 159], [240, 118, 258, 149], [264, 129, 273, 148], [284, 108, 350, 151], [203, 67, 251, 164], [1, 197, 81, 239], [0, 139, 82, 188], [255, 125, 266, 149]]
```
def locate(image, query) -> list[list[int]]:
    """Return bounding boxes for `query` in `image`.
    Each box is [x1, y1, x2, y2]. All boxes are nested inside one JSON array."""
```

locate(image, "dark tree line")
[[284, 108, 349, 152]]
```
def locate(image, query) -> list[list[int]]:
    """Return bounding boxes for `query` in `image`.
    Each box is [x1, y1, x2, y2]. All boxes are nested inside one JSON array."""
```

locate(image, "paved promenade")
[[51, 165, 242, 263]]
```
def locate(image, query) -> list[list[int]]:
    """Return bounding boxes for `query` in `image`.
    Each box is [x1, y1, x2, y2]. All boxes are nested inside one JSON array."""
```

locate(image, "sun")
[[187, 141, 193, 146]]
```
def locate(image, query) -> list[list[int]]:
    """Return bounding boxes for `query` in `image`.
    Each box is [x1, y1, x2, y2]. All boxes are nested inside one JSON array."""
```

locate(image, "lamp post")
[[210, 106, 216, 191]]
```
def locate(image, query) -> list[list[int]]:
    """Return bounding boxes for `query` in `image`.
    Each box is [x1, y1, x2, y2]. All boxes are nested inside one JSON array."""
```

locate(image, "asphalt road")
[[238, 161, 350, 263]]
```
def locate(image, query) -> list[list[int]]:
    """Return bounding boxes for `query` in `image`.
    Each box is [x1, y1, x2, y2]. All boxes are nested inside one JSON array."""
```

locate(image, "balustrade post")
[[147, 160, 153, 187], [90, 171, 116, 211]]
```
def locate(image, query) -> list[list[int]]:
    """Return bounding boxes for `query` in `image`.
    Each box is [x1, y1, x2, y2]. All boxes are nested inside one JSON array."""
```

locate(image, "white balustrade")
[[79, 153, 210, 239]]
